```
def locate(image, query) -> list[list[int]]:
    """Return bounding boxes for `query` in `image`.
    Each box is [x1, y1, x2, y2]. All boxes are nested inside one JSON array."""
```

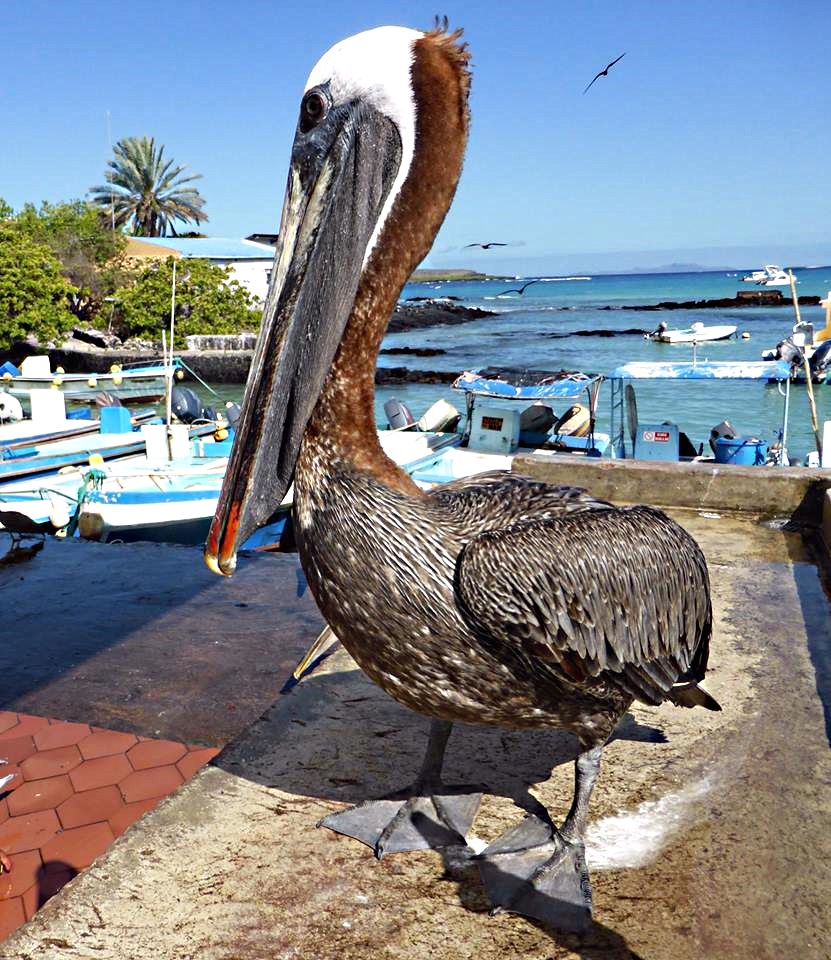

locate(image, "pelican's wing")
[[455, 504, 712, 705], [428, 472, 612, 536]]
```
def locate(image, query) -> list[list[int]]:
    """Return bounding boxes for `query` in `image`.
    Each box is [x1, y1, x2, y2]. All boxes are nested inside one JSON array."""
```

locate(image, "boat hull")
[[653, 325, 737, 344]]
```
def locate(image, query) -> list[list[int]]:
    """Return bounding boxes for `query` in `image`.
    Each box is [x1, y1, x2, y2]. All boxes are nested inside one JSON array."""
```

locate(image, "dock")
[[1, 460, 830, 959]]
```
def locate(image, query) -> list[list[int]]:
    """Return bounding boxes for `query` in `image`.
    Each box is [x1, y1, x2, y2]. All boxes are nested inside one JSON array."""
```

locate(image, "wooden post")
[[789, 270, 822, 457]]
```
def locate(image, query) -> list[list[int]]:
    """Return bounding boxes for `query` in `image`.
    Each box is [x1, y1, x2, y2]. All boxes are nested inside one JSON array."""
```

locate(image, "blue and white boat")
[[606, 359, 793, 465], [388, 370, 611, 487], [0, 355, 182, 404]]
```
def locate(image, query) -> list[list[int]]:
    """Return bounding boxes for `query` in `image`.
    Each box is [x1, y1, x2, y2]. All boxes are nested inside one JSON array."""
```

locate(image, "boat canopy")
[[607, 360, 791, 381], [453, 370, 602, 400]]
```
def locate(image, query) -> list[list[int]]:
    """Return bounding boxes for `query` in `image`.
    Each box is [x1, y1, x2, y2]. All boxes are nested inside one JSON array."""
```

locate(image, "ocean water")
[[202, 266, 831, 463]]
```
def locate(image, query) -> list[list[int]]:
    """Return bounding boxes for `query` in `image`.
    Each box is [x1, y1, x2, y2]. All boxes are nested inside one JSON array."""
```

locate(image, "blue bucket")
[[714, 436, 767, 466]]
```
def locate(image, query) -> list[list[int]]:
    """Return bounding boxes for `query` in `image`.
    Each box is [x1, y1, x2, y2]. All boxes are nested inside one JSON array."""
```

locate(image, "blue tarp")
[[453, 371, 601, 400], [606, 360, 791, 381]]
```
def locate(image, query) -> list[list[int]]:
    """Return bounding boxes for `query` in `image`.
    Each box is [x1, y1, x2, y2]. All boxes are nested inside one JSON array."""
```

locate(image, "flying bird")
[[206, 25, 718, 933], [499, 279, 540, 296], [583, 52, 626, 94], [464, 241, 508, 249]]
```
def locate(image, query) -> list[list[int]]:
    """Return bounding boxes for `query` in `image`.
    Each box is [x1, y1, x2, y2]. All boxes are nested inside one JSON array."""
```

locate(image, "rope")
[[177, 359, 220, 397], [66, 467, 107, 536]]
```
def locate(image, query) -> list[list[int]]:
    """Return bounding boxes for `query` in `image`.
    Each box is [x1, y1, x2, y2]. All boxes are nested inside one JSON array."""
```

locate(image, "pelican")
[[205, 24, 719, 931]]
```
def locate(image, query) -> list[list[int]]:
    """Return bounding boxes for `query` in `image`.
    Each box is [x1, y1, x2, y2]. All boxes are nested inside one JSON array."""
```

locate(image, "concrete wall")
[[512, 453, 831, 524]]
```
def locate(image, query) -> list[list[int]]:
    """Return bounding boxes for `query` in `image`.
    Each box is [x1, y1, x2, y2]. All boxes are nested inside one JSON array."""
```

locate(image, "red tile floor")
[[0, 711, 219, 941]]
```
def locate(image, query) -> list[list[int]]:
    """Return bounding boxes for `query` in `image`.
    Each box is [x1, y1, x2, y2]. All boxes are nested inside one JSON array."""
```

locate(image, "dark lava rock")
[[375, 367, 458, 385], [388, 301, 495, 333], [380, 346, 446, 357], [70, 327, 122, 348], [622, 294, 821, 311], [544, 328, 647, 339]]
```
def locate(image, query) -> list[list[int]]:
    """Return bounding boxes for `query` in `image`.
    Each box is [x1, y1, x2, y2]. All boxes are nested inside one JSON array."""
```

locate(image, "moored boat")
[[645, 321, 737, 344], [0, 355, 183, 403]]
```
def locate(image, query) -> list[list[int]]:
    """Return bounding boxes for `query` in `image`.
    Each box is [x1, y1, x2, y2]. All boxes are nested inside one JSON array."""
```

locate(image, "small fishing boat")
[[0, 428, 456, 545], [645, 321, 737, 344], [382, 370, 611, 487], [0, 355, 182, 403], [607, 359, 793, 464]]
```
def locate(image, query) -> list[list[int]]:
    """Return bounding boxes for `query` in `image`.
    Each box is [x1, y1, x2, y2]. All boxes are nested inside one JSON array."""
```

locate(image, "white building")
[[125, 237, 276, 305]]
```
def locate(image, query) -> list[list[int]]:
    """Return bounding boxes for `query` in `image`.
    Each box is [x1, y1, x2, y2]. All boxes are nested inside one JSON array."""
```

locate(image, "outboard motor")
[[709, 419, 738, 455], [171, 385, 202, 424], [0, 392, 23, 422], [224, 401, 242, 429], [384, 398, 416, 430], [95, 391, 123, 408], [519, 402, 556, 435], [809, 339, 831, 378], [775, 336, 805, 367]]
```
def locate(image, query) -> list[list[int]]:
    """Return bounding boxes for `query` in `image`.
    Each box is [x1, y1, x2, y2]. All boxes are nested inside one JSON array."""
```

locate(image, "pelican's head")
[[205, 24, 470, 576]]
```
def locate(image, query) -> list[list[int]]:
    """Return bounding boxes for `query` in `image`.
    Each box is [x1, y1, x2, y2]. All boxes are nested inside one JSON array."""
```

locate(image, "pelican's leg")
[[476, 745, 602, 933], [318, 719, 482, 858]]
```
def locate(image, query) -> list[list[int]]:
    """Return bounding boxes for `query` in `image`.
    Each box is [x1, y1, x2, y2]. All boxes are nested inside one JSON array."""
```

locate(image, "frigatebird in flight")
[[583, 52, 626, 94], [464, 241, 508, 249], [500, 279, 540, 296]]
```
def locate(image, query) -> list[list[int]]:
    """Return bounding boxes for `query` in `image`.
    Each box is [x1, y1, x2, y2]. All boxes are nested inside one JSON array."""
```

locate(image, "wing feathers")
[[456, 505, 712, 705]]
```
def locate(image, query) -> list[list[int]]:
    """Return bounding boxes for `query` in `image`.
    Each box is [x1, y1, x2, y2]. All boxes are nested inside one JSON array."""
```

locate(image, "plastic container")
[[713, 436, 767, 466]]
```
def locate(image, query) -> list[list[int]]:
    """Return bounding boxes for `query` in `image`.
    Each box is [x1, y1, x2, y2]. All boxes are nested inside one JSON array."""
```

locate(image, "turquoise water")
[[203, 267, 831, 463]]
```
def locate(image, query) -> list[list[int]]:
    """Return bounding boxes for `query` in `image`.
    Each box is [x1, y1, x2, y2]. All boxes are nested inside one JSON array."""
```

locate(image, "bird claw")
[[318, 786, 482, 858], [476, 815, 593, 933]]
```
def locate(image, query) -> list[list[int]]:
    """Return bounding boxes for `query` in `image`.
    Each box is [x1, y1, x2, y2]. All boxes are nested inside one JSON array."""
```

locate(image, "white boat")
[[646, 321, 737, 344], [741, 265, 791, 287], [0, 354, 182, 403]]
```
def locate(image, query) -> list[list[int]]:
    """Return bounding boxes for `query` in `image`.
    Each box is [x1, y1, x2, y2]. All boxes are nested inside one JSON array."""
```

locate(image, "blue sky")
[[2, 0, 829, 273]]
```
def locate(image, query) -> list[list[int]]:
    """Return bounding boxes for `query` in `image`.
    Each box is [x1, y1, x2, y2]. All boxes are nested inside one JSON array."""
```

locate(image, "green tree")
[[115, 258, 259, 346], [89, 136, 208, 236], [0, 226, 77, 351], [13, 200, 127, 322]]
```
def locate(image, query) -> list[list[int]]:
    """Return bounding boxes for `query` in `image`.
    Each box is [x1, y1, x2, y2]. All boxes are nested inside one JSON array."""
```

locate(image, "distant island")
[[410, 268, 510, 282]]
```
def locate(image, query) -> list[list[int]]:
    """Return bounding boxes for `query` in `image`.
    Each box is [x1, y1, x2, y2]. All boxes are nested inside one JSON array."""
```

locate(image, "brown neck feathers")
[[308, 28, 471, 485]]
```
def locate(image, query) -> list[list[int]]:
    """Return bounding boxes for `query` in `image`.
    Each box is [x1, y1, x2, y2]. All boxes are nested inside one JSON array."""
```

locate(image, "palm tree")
[[89, 136, 208, 236]]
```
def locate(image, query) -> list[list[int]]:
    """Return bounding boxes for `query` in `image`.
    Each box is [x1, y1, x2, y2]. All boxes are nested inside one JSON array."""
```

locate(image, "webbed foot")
[[318, 786, 482, 858], [477, 815, 592, 933]]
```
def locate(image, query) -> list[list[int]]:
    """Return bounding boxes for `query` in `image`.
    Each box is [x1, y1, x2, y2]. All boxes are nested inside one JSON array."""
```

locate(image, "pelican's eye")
[[300, 90, 327, 133]]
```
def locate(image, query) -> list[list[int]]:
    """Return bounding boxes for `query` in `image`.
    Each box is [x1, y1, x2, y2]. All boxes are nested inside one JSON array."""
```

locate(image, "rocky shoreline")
[[8, 292, 821, 387], [621, 293, 821, 311]]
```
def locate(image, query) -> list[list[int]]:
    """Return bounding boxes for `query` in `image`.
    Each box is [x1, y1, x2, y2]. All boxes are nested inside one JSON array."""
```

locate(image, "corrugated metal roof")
[[131, 238, 276, 260]]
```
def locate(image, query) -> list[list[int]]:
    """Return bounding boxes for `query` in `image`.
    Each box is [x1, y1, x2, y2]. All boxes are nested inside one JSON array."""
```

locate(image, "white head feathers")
[[305, 26, 423, 263]]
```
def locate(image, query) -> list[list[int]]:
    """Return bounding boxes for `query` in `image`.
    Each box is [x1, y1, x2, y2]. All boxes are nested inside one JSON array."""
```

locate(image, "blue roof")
[[606, 360, 791, 381], [453, 370, 601, 400], [135, 237, 276, 260]]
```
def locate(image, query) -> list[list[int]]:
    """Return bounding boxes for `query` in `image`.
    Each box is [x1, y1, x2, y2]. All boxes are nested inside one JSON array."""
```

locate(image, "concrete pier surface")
[[1, 510, 830, 959]]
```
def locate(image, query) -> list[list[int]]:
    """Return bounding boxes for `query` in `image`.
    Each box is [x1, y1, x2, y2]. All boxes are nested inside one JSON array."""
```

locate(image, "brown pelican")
[[205, 24, 718, 931], [464, 241, 508, 249], [583, 52, 626, 94]]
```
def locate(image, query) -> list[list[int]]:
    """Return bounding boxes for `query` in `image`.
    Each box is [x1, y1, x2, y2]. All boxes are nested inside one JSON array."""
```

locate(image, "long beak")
[[205, 100, 402, 576]]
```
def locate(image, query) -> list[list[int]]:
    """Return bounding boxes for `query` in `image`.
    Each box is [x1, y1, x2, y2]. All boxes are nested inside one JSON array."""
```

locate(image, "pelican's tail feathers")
[[668, 681, 721, 711]]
